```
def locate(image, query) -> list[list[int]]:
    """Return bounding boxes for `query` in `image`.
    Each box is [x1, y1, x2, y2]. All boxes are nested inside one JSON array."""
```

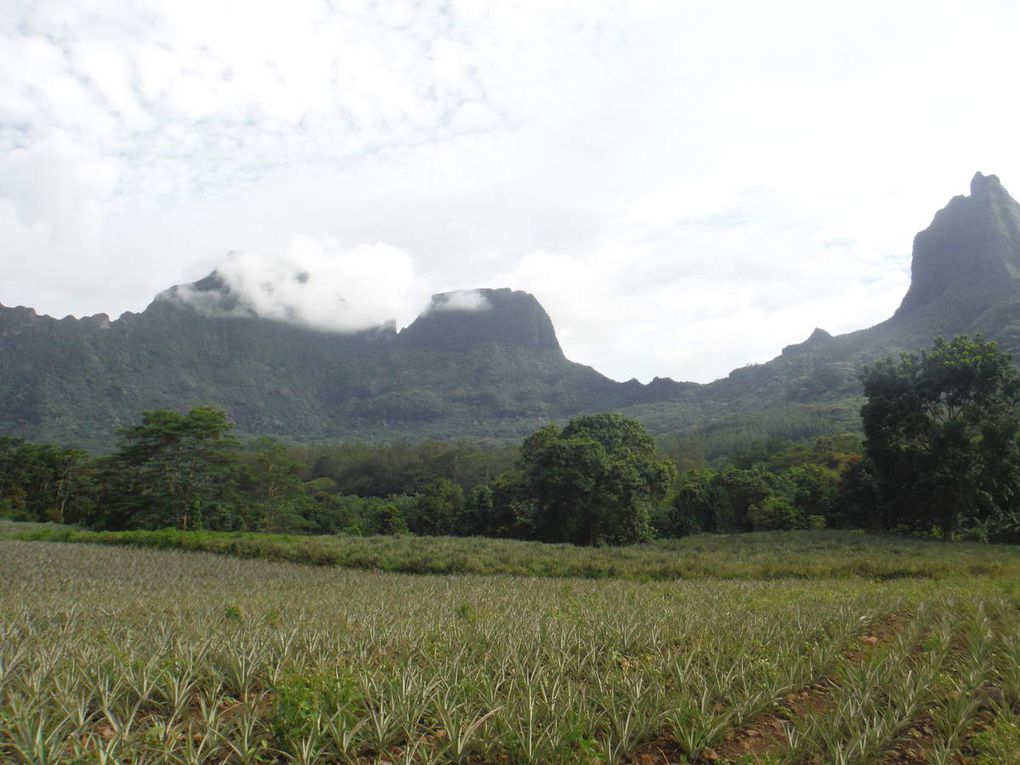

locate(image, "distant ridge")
[[3, 173, 1020, 450]]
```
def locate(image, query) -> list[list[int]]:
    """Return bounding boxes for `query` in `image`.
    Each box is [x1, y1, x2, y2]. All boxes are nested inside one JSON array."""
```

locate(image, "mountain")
[[898, 173, 1020, 318], [0, 280, 685, 449], [3, 172, 1019, 452], [624, 171, 1020, 452]]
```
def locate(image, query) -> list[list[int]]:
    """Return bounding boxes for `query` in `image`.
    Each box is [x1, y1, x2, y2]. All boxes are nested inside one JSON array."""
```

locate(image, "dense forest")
[[4, 336, 1020, 545]]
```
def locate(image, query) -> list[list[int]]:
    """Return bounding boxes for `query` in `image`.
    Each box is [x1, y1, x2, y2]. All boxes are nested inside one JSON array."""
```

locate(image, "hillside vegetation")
[[10, 334, 1020, 549]]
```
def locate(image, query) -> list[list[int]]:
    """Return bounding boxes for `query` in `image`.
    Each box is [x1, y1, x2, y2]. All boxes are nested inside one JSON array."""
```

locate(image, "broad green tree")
[[708, 466, 780, 532], [747, 495, 800, 531], [861, 335, 1020, 538], [240, 438, 308, 532], [0, 437, 92, 523], [462, 484, 495, 536], [662, 468, 717, 536], [413, 477, 465, 536], [100, 407, 240, 530], [519, 413, 675, 545]]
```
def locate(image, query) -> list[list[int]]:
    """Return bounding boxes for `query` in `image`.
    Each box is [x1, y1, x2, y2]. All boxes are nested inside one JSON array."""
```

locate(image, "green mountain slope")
[[0, 284, 686, 449], [3, 172, 1019, 451]]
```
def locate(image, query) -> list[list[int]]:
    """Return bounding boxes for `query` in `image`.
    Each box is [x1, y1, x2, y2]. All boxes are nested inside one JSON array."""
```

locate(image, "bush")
[[747, 496, 801, 531]]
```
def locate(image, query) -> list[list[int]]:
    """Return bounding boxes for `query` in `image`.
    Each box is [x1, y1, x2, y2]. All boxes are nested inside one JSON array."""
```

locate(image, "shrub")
[[748, 496, 801, 531]]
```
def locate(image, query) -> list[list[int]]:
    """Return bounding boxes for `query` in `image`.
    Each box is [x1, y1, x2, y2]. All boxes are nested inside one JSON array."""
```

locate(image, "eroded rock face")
[[399, 288, 563, 353], [896, 172, 1020, 316]]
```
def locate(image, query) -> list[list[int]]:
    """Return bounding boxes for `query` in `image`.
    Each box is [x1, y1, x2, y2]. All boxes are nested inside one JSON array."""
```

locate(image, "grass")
[[4, 521, 1020, 581]]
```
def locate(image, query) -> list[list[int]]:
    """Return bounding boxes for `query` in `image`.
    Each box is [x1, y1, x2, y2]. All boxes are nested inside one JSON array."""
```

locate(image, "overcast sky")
[[3, 1, 1020, 383]]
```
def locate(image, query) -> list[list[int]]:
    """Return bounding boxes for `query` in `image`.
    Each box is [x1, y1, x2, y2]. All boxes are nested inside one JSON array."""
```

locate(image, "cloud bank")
[[172, 238, 429, 333], [3, 1, 1020, 381], [429, 290, 492, 313]]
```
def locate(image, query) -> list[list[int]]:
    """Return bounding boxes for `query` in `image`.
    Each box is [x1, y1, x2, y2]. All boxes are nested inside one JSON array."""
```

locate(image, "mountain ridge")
[[4, 172, 1020, 450]]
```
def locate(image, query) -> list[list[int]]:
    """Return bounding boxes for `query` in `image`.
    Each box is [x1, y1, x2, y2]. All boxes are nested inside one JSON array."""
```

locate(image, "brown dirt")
[[708, 681, 831, 764], [877, 713, 935, 765]]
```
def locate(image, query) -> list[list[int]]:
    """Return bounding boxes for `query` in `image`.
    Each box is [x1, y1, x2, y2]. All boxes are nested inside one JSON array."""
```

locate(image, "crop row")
[[0, 541, 1017, 763]]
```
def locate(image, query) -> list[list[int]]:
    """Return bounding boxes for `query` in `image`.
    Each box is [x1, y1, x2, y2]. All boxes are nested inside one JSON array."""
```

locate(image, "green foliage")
[[663, 436, 865, 535], [709, 466, 781, 531], [969, 707, 1020, 765], [831, 456, 880, 528], [272, 669, 361, 750], [861, 335, 1020, 536], [660, 468, 716, 536], [462, 483, 494, 535], [747, 495, 801, 531], [0, 436, 92, 524], [479, 472, 536, 539], [517, 414, 675, 545], [1, 535, 1018, 763], [298, 438, 518, 497], [11, 524, 1020, 581], [371, 502, 407, 535], [787, 463, 841, 519], [4, 382, 1018, 549], [412, 477, 465, 536], [238, 437, 309, 533], [96, 407, 241, 530]]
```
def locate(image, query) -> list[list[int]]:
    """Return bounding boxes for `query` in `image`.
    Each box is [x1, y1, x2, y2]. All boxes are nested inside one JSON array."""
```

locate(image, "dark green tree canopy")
[[0, 436, 91, 524], [861, 335, 1020, 536], [100, 407, 240, 530], [519, 413, 675, 545], [412, 477, 465, 536]]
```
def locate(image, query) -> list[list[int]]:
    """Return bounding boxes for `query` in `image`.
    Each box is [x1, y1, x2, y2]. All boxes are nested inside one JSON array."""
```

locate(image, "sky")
[[3, 0, 1020, 383]]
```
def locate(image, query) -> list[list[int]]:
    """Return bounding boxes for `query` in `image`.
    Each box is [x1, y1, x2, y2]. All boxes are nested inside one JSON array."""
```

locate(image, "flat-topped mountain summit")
[[4, 172, 1020, 450], [399, 289, 563, 353]]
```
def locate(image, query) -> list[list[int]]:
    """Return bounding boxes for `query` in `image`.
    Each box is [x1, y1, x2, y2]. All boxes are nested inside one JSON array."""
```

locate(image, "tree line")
[[3, 335, 1020, 545]]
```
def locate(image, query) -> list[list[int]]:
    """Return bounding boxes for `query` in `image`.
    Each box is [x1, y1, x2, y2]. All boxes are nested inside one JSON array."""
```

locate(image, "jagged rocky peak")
[[156, 271, 252, 317], [970, 171, 1006, 197], [0, 303, 43, 337], [896, 172, 1020, 316], [781, 327, 832, 356], [399, 288, 563, 353]]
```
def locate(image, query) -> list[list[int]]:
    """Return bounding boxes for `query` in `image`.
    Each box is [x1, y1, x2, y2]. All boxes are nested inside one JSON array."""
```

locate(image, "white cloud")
[[0, 131, 118, 232], [184, 238, 430, 333], [428, 290, 492, 313], [2, 0, 1020, 381]]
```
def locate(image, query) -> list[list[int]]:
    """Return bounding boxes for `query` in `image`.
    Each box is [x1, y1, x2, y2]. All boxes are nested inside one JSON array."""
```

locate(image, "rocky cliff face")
[[399, 289, 563, 353], [896, 172, 1020, 317], [677, 172, 1020, 444]]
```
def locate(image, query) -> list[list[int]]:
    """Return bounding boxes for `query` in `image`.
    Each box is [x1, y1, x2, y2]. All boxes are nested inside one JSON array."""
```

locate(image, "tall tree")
[[239, 438, 308, 532], [100, 407, 240, 530], [412, 477, 465, 536], [519, 413, 675, 545], [861, 335, 1020, 537], [0, 437, 92, 523]]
